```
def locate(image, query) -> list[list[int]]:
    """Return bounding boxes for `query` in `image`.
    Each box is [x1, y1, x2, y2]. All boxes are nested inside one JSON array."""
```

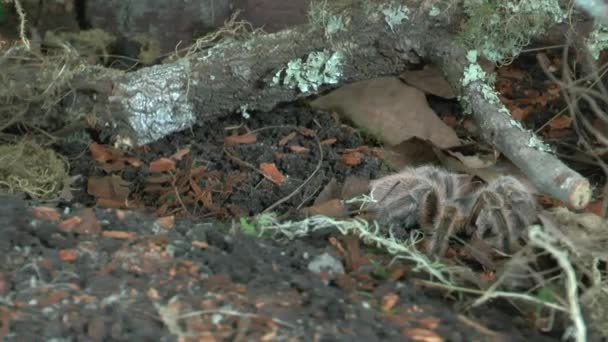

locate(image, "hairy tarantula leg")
[[426, 206, 464, 256], [418, 188, 439, 226], [379, 192, 424, 227], [374, 179, 402, 204], [482, 206, 513, 252]]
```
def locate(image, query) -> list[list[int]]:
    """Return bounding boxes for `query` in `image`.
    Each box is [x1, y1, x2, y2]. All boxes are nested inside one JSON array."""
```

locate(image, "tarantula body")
[[369, 166, 471, 225], [369, 166, 475, 243], [368, 166, 538, 257], [469, 176, 538, 253]]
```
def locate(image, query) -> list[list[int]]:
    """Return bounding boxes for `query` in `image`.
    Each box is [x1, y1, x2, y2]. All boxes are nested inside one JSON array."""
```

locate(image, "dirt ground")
[[0, 106, 563, 341]]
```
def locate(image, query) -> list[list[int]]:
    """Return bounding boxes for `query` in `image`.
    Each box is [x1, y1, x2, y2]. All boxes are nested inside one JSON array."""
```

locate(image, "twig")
[[430, 38, 591, 209], [178, 308, 295, 329]]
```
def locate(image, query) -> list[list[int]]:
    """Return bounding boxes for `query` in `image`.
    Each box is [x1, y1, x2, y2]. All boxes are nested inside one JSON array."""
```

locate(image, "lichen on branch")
[[460, 0, 566, 63]]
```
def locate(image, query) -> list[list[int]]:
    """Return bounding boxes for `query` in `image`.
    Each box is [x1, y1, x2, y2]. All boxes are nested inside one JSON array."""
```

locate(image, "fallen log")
[[3, 0, 593, 208]]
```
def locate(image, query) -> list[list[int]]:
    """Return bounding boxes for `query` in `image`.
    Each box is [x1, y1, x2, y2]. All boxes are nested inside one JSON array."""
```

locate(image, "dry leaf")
[[445, 148, 498, 169], [320, 138, 337, 145], [259, 163, 285, 184], [289, 145, 310, 153], [224, 133, 257, 145], [342, 151, 364, 166], [314, 178, 340, 205], [89, 143, 114, 162], [32, 206, 61, 221], [382, 293, 400, 311], [150, 158, 176, 172], [102, 230, 137, 240], [170, 148, 190, 161], [402, 328, 443, 342], [417, 318, 440, 330], [548, 115, 573, 129], [192, 240, 209, 249], [311, 77, 460, 148], [59, 249, 78, 262], [400, 65, 455, 99], [380, 137, 439, 169], [156, 216, 175, 230], [279, 132, 297, 146], [87, 175, 131, 201], [340, 176, 370, 199], [69, 208, 102, 235], [301, 199, 348, 218]]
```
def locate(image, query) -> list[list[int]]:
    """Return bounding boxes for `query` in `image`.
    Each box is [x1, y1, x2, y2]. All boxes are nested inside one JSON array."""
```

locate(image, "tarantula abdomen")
[[470, 176, 538, 254]]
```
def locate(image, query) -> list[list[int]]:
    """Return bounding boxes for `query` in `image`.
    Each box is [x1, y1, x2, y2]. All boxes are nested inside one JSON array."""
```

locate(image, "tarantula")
[[368, 165, 538, 256]]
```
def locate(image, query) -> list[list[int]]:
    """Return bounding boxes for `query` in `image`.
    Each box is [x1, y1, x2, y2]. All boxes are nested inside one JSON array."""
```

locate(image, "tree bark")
[[11, 0, 593, 208]]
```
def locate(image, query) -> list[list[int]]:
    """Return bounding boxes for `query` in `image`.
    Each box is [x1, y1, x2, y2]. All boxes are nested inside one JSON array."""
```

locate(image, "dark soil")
[[0, 105, 561, 341]]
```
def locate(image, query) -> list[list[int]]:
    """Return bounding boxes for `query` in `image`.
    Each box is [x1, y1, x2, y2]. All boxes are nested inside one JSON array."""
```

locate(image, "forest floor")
[[0, 105, 563, 341]]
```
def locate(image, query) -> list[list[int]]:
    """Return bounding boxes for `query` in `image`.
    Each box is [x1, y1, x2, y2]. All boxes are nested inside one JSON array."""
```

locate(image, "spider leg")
[[418, 187, 439, 226], [425, 205, 465, 256]]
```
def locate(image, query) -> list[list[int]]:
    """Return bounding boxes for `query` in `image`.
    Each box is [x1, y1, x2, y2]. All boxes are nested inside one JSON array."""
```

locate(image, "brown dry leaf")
[[418, 318, 440, 330], [96, 198, 139, 209], [89, 143, 114, 162], [102, 230, 137, 240], [32, 206, 61, 221], [301, 199, 348, 218], [69, 208, 102, 235], [259, 163, 285, 184], [508, 105, 531, 121], [224, 133, 257, 145], [147, 287, 160, 300], [150, 158, 176, 172], [59, 216, 82, 230], [170, 148, 190, 161], [548, 115, 573, 129], [192, 240, 209, 249], [400, 65, 455, 99], [402, 328, 444, 342], [380, 137, 439, 169], [0, 307, 12, 338], [279, 132, 297, 146], [342, 151, 364, 166], [585, 200, 605, 217], [544, 128, 572, 139], [101, 161, 126, 173], [289, 145, 309, 153], [156, 216, 175, 230], [497, 66, 526, 80], [436, 150, 539, 194], [59, 249, 78, 262], [382, 293, 400, 311], [87, 175, 131, 202], [125, 157, 143, 167], [340, 176, 370, 199], [311, 77, 460, 148], [314, 178, 340, 205], [297, 127, 316, 137], [320, 138, 337, 145], [445, 148, 499, 169]]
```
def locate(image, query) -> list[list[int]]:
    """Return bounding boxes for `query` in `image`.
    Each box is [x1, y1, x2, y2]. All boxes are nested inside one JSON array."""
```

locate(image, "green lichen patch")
[[586, 24, 608, 59], [429, 5, 441, 17], [381, 4, 410, 32], [272, 50, 344, 93], [461, 0, 565, 63]]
